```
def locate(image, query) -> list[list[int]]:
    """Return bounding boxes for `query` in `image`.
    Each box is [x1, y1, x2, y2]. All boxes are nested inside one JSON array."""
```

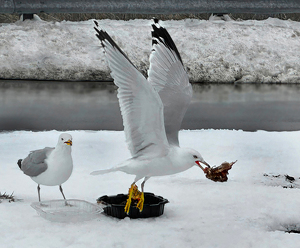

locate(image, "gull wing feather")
[[148, 20, 193, 146], [20, 147, 54, 177], [94, 23, 169, 159]]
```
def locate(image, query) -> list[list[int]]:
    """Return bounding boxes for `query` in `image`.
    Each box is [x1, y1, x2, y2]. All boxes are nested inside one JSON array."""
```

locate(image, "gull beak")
[[64, 140, 72, 146], [195, 160, 210, 171]]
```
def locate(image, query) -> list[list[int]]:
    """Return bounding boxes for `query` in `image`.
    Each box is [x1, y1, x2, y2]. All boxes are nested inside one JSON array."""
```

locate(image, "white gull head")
[[56, 133, 73, 148]]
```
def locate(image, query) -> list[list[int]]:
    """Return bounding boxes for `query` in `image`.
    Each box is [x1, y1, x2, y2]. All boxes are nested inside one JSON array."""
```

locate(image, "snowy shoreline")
[[1, 17, 300, 83]]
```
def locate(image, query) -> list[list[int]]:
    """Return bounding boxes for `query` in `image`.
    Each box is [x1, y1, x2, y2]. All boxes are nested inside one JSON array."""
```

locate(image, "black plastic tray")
[[97, 192, 169, 219]]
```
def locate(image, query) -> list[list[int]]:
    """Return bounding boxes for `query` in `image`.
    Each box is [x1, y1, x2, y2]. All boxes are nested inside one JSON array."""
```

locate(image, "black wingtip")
[[151, 19, 183, 64], [93, 21, 111, 45], [153, 18, 159, 24], [94, 26, 106, 42], [17, 159, 22, 169], [93, 23, 137, 68]]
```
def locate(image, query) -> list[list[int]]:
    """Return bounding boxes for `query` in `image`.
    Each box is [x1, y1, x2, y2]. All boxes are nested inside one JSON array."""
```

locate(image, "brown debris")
[[204, 161, 237, 182]]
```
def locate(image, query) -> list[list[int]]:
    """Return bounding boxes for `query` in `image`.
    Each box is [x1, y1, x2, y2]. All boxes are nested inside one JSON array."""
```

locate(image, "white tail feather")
[[90, 159, 134, 176], [90, 167, 117, 175]]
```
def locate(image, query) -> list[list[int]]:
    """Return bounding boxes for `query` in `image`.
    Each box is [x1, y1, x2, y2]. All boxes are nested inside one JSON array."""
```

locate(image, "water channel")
[[1, 80, 300, 132]]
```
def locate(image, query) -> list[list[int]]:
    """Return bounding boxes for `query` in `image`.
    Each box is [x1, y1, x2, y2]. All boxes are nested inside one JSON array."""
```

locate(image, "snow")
[[1, 129, 300, 247], [1, 16, 300, 83]]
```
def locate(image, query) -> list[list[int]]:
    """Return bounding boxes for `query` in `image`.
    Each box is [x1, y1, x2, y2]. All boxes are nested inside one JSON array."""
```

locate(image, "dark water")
[[1, 80, 300, 132]]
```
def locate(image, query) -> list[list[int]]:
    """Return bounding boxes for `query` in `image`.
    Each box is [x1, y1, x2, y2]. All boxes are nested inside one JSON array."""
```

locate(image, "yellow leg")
[[136, 192, 144, 212], [124, 184, 135, 214]]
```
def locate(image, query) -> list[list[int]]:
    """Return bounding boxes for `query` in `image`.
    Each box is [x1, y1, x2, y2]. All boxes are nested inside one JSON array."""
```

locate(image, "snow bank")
[[1, 17, 300, 83]]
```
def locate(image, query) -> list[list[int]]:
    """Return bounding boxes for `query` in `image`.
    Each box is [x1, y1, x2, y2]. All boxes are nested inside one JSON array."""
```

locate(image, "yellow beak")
[[64, 140, 72, 146]]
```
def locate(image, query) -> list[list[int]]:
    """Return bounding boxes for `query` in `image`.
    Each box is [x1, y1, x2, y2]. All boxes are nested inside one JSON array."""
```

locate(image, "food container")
[[31, 199, 103, 222], [97, 192, 169, 219]]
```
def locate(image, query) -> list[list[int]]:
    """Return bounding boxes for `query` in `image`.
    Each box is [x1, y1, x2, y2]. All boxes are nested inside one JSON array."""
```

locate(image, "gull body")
[[18, 133, 73, 201], [101, 147, 204, 179], [92, 19, 210, 211]]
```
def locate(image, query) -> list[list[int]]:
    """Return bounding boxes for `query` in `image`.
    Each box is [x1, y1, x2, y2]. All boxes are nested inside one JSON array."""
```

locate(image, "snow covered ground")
[[1, 130, 300, 247], [1, 16, 300, 83]]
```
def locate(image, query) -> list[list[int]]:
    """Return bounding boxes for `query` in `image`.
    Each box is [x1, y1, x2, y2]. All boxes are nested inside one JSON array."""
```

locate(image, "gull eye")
[[193, 155, 198, 159], [61, 138, 64, 141]]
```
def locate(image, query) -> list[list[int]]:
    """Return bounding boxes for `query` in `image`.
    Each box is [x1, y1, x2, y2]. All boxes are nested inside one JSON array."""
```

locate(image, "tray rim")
[[98, 192, 169, 207]]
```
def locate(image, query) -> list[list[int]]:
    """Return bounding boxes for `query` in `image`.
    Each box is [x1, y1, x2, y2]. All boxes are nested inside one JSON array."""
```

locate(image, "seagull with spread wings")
[[91, 19, 210, 213]]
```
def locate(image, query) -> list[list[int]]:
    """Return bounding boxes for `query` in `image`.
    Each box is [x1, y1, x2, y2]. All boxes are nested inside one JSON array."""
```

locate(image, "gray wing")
[[148, 20, 193, 146], [20, 147, 54, 177]]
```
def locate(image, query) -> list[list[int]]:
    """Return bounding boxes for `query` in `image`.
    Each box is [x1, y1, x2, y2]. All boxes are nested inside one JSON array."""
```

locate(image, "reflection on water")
[[0, 80, 122, 131], [192, 83, 300, 103], [187, 83, 300, 131], [1, 80, 300, 131]]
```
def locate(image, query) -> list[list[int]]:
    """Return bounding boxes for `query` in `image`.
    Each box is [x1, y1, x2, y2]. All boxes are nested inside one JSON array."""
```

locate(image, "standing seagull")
[[91, 19, 210, 213], [17, 133, 73, 202]]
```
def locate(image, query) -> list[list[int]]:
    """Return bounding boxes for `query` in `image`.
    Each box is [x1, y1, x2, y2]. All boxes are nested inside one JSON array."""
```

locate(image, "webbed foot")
[[124, 184, 135, 214], [136, 192, 144, 212]]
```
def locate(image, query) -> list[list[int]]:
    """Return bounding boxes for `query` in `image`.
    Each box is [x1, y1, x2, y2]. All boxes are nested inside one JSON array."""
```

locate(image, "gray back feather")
[[21, 147, 54, 177]]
